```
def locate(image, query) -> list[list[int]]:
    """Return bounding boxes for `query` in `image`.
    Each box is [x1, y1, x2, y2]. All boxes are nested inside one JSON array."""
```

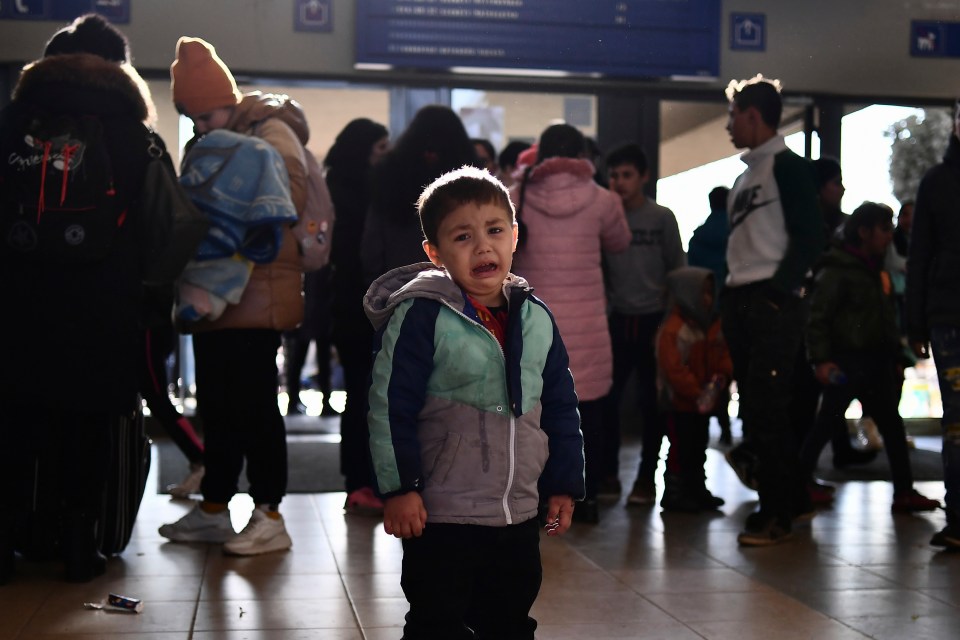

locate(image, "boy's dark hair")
[[418, 165, 515, 245], [498, 140, 530, 170], [843, 201, 893, 246], [725, 74, 783, 129], [708, 186, 729, 211], [813, 156, 842, 189], [605, 143, 648, 174], [536, 123, 585, 161]]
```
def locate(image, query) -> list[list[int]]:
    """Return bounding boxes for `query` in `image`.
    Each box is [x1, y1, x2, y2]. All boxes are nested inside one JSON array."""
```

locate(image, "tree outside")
[[887, 108, 952, 205]]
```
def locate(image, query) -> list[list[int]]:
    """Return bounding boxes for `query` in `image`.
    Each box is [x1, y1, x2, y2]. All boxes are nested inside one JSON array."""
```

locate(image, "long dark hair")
[[324, 117, 388, 191], [514, 123, 586, 248], [371, 105, 478, 223]]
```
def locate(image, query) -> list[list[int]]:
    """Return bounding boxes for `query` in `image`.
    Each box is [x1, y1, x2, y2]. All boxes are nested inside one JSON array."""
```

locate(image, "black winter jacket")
[[0, 53, 158, 412], [906, 135, 960, 344]]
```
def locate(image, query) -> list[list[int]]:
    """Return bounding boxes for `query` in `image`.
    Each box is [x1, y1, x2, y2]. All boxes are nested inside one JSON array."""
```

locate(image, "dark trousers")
[[604, 311, 665, 484], [400, 519, 541, 640], [193, 329, 287, 506], [665, 411, 709, 491], [931, 325, 960, 525], [721, 283, 806, 523], [579, 399, 604, 499], [334, 326, 376, 492], [140, 324, 204, 465], [799, 354, 913, 492]]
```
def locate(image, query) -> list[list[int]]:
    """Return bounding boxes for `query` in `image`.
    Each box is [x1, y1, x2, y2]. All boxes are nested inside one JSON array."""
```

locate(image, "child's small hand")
[[544, 495, 575, 536], [383, 492, 427, 539]]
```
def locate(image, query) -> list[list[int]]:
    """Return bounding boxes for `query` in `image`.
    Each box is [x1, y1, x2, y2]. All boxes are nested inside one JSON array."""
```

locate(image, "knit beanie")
[[43, 13, 129, 63], [170, 37, 241, 116]]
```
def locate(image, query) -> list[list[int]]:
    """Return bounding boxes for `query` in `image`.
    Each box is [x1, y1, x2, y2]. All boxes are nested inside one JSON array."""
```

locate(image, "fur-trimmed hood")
[[14, 53, 155, 126], [518, 156, 599, 220]]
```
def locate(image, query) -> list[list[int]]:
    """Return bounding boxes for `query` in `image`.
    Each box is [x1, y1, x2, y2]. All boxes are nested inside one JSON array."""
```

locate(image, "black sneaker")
[[930, 525, 960, 549], [696, 488, 726, 510], [660, 490, 702, 513], [737, 511, 793, 547], [724, 443, 759, 491]]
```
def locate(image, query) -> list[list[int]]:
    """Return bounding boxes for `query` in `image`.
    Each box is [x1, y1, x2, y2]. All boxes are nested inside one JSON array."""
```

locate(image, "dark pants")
[[400, 519, 542, 640], [721, 282, 806, 524], [333, 326, 376, 492], [604, 311, 665, 484], [579, 399, 604, 499], [799, 354, 913, 492], [665, 411, 709, 492], [930, 325, 960, 524], [140, 324, 204, 465], [193, 329, 287, 507]]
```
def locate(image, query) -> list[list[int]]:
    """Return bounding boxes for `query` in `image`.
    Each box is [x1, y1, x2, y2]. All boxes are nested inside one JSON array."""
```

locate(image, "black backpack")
[[0, 108, 125, 264]]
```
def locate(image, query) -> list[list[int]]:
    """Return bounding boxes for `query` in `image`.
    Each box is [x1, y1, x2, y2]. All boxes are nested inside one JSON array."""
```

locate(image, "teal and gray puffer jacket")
[[364, 263, 585, 526]]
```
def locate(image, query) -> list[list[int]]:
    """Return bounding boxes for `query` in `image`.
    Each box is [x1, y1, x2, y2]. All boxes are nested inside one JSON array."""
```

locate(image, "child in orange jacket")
[[656, 266, 733, 512]]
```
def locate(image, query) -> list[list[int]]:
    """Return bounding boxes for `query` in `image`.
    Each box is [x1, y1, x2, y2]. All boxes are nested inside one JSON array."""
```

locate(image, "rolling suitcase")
[[15, 403, 151, 558]]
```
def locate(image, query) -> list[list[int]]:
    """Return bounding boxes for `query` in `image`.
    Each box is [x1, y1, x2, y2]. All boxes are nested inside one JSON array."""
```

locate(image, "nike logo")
[[730, 185, 777, 230]]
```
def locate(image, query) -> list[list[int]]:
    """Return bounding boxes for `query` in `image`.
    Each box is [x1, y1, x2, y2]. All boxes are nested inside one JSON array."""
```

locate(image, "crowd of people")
[[1, 12, 958, 639]]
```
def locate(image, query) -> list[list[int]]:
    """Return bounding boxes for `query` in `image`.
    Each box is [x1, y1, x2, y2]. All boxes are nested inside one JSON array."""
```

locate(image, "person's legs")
[[282, 329, 309, 414], [799, 382, 855, 480], [336, 328, 377, 493], [602, 312, 635, 485], [466, 519, 541, 640], [193, 331, 248, 505], [141, 325, 204, 465], [236, 329, 288, 508], [857, 362, 914, 493], [662, 411, 704, 511], [724, 285, 805, 542], [401, 523, 479, 640], [931, 325, 960, 528], [635, 312, 666, 487], [59, 409, 112, 581]]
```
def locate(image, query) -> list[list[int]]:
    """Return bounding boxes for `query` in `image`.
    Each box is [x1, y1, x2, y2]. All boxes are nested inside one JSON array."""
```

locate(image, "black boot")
[[660, 476, 701, 513], [63, 513, 106, 583]]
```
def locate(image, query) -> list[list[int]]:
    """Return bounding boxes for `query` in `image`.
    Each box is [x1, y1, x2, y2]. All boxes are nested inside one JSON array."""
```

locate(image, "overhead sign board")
[[910, 20, 960, 58], [0, 0, 130, 23], [355, 0, 721, 80]]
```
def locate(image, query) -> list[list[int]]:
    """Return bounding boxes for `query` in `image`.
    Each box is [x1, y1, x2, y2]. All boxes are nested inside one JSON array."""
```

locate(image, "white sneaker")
[[158, 505, 235, 543], [223, 509, 292, 556], [167, 464, 205, 499]]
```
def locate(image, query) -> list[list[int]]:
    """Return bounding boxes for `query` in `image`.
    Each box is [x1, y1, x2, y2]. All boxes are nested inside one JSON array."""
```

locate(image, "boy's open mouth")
[[472, 262, 497, 275]]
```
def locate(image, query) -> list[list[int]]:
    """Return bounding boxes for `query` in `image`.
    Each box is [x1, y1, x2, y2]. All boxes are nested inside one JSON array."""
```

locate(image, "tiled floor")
[[2, 435, 958, 639]]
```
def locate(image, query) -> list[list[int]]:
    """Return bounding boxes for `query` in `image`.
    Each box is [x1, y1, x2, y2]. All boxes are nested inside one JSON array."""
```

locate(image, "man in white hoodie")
[[721, 75, 822, 547]]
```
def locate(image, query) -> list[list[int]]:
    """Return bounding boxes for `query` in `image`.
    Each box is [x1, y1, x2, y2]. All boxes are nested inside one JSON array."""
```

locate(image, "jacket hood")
[[230, 91, 310, 146], [520, 156, 599, 219], [665, 266, 714, 330], [14, 53, 155, 125], [820, 244, 882, 272], [364, 262, 530, 330]]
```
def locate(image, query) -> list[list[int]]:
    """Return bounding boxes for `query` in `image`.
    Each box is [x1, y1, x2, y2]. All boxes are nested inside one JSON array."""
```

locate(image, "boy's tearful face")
[[423, 202, 518, 308]]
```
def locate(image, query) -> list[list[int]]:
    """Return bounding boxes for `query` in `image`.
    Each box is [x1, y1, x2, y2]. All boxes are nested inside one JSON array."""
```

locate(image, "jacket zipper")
[[441, 299, 515, 525]]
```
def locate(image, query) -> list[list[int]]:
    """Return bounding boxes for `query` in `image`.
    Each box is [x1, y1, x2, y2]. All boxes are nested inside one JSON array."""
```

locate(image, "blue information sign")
[[910, 20, 960, 58], [0, 0, 129, 23], [730, 12, 764, 52], [355, 0, 721, 79]]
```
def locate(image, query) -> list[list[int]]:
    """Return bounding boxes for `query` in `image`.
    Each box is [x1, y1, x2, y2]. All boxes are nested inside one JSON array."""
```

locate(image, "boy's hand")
[[383, 492, 427, 539], [544, 495, 575, 536]]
